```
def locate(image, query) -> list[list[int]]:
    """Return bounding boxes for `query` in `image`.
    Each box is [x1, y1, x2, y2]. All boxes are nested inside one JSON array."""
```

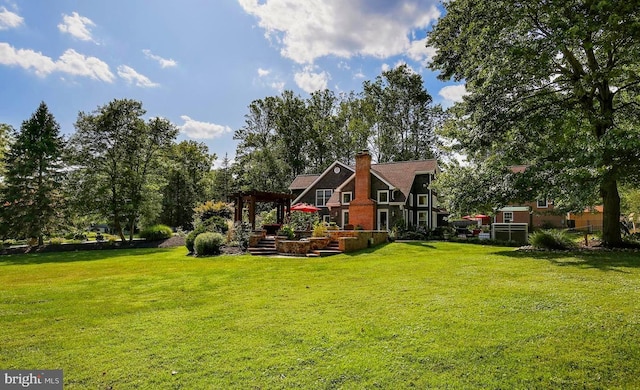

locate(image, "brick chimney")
[[349, 150, 376, 230]]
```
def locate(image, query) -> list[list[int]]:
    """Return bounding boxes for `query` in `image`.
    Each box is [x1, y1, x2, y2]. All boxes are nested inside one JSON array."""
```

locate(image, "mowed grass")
[[1, 243, 640, 389]]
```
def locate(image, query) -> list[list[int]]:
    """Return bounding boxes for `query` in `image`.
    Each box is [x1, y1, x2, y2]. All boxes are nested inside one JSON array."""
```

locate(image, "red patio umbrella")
[[290, 203, 320, 213]]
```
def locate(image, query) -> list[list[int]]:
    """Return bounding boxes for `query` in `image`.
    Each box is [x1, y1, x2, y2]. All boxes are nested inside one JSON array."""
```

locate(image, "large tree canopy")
[[428, 0, 640, 245], [70, 99, 178, 241]]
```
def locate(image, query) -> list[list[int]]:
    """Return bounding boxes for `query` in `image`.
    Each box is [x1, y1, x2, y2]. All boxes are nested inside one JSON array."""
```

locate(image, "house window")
[[503, 211, 514, 223], [409, 193, 413, 206], [418, 211, 428, 227], [342, 210, 350, 228], [418, 194, 428, 206], [377, 190, 389, 204], [322, 214, 331, 224], [537, 198, 548, 208], [316, 189, 332, 207], [342, 192, 352, 205]]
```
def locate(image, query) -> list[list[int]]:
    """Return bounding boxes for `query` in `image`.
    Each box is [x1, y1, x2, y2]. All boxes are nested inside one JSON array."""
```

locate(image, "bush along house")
[[288, 150, 447, 231]]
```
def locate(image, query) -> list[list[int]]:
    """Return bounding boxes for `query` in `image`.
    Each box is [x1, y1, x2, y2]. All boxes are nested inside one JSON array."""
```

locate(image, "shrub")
[[186, 225, 208, 253], [193, 201, 233, 225], [201, 216, 229, 234], [312, 222, 328, 238], [529, 229, 577, 250], [49, 237, 65, 245], [232, 221, 252, 251], [194, 232, 226, 256], [140, 224, 173, 240], [277, 225, 295, 240]]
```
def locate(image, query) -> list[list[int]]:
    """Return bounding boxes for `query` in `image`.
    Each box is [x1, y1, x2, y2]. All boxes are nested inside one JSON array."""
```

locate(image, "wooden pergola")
[[233, 190, 296, 230]]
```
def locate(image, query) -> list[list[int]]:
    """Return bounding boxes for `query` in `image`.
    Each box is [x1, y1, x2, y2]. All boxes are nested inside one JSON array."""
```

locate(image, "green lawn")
[[1, 242, 640, 389]]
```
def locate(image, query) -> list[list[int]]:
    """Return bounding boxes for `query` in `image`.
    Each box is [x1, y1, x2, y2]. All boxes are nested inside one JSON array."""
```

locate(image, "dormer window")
[[377, 190, 389, 204], [342, 192, 352, 205], [418, 194, 428, 206]]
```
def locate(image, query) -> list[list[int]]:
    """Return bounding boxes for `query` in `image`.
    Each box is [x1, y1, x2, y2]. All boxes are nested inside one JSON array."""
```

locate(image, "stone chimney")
[[349, 150, 376, 230]]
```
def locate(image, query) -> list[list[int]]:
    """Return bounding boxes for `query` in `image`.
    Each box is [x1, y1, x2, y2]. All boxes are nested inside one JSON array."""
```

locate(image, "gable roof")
[[289, 174, 320, 190], [372, 159, 438, 198], [290, 159, 438, 204], [291, 161, 354, 203]]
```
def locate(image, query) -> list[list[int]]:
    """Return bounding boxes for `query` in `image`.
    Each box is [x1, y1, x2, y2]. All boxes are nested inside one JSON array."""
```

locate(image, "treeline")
[[0, 64, 443, 242], [0, 100, 222, 243], [233, 64, 444, 192]]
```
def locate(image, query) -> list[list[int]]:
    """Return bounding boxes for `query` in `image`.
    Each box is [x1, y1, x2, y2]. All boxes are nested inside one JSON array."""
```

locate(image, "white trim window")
[[417, 194, 428, 207], [503, 211, 514, 223], [377, 190, 389, 204], [316, 189, 332, 207], [322, 214, 331, 223], [342, 210, 350, 228], [342, 191, 352, 205], [537, 198, 548, 208], [417, 211, 428, 227]]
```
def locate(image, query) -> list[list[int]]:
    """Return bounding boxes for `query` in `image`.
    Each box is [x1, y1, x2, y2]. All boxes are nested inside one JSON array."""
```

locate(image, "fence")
[[491, 223, 529, 244]]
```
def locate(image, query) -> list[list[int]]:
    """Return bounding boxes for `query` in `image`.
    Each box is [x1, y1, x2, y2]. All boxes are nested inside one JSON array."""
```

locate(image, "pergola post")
[[232, 191, 296, 231]]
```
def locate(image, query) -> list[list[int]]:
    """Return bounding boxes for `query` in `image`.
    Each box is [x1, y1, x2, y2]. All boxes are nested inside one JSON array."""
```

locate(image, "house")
[[494, 165, 566, 229], [567, 206, 603, 230], [288, 150, 447, 231]]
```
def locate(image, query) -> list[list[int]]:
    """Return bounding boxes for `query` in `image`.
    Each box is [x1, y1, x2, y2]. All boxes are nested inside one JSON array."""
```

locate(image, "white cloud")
[[238, 0, 440, 64], [58, 12, 96, 42], [439, 84, 468, 105], [0, 7, 23, 30], [57, 49, 114, 82], [117, 65, 158, 87], [406, 38, 437, 65], [0, 42, 114, 81], [381, 63, 390, 72], [294, 66, 329, 93], [270, 81, 285, 91], [255, 67, 285, 91], [179, 115, 232, 139], [142, 49, 177, 68]]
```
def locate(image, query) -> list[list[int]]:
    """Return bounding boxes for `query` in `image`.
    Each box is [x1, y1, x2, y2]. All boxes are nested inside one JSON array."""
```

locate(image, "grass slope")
[[1, 242, 640, 389]]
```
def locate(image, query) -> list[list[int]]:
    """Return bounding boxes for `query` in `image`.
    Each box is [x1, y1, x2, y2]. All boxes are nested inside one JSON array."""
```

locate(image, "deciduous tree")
[[70, 99, 178, 241], [428, 0, 640, 245]]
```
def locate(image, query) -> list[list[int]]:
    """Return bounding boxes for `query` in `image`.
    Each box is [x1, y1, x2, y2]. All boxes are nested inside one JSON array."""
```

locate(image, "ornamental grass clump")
[[194, 232, 226, 256], [529, 229, 577, 250], [139, 224, 173, 240]]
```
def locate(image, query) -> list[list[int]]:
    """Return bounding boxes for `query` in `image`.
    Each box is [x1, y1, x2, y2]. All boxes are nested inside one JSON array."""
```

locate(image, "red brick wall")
[[349, 150, 376, 230]]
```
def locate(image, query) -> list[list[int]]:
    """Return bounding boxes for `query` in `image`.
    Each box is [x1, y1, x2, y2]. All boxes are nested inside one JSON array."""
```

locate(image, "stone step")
[[248, 247, 278, 256]]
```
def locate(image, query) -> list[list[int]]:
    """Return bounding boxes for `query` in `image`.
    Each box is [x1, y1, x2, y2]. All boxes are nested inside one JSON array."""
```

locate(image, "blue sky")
[[0, 0, 466, 165]]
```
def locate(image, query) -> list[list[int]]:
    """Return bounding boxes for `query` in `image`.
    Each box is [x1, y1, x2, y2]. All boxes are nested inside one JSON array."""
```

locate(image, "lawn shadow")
[[493, 249, 640, 272], [393, 241, 438, 249], [0, 247, 174, 266], [341, 241, 437, 257]]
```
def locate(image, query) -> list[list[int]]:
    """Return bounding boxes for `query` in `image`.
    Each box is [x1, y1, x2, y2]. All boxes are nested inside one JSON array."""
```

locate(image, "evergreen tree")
[[2, 102, 66, 244]]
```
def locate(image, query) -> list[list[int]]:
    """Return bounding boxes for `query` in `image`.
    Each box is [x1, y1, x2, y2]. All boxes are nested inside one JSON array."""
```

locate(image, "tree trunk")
[[114, 216, 126, 242], [600, 176, 622, 246]]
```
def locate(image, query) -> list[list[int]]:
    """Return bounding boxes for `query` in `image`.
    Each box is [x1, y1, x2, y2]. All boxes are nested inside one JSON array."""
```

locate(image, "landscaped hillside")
[[1, 243, 639, 388]]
